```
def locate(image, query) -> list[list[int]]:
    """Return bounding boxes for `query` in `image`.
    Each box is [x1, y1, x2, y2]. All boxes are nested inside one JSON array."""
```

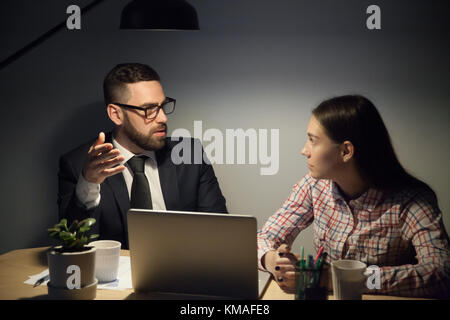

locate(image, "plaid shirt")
[[258, 174, 450, 298]]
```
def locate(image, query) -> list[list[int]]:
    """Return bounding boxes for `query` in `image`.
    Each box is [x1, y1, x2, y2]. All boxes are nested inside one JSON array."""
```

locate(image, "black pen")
[[33, 274, 49, 287]]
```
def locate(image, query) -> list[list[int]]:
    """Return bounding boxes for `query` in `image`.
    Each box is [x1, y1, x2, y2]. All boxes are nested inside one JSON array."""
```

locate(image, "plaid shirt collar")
[[330, 180, 384, 210]]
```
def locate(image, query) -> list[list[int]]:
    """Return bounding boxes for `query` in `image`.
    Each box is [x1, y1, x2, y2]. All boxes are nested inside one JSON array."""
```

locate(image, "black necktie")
[[127, 155, 152, 209]]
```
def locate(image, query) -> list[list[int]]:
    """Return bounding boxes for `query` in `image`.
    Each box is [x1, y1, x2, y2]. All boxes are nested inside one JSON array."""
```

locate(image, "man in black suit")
[[58, 63, 227, 249]]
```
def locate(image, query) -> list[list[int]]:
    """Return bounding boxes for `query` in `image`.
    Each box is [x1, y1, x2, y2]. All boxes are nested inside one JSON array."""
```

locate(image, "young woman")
[[258, 95, 450, 298]]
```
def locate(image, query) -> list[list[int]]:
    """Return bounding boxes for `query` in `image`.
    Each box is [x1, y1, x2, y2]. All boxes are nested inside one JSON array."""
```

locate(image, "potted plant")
[[46, 218, 99, 299]]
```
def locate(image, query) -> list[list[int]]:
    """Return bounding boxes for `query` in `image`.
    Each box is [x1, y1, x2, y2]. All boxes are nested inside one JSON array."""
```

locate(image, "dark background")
[[1, 0, 449, 254]]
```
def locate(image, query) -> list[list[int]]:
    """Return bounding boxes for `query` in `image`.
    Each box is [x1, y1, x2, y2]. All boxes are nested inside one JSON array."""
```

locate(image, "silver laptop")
[[128, 209, 269, 299]]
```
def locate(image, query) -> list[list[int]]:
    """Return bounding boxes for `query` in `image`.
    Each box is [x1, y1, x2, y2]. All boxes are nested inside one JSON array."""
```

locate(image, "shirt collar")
[[330, 180, 384, 210], [112, 136, 156, 165]]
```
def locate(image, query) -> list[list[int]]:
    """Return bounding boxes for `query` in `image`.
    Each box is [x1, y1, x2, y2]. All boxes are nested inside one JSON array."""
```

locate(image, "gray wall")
[[1, 0, 449, 255]]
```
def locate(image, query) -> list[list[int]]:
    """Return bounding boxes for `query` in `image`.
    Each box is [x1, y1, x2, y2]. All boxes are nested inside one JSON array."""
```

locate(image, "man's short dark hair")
[[103, 63, 160, 105]]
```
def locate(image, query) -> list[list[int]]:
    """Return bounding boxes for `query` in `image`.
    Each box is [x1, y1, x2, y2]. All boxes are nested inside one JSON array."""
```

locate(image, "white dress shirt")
[[75, 137, 167, 210]]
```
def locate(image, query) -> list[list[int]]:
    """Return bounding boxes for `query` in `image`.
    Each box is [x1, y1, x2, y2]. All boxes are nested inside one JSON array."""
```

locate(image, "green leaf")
[[47, 227, 60, 233], [49, 231, 59, 238], [89, 234, 99, 240], [56, 219, 68, 231], [59, 231, 74, 241], [67, 239, 79, 248], [79, 226, 89, 233], [78, 218, 96, 229], [68, 221, 78, 233], [79, 236, 88, 247]]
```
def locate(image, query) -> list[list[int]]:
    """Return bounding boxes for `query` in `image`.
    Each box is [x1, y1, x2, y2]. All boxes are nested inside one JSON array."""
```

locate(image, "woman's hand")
[[263, 244, 300, 294]]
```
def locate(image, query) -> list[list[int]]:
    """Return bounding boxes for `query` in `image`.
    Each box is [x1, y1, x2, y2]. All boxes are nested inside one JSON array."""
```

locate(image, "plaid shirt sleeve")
[[257, 174, 315, 270], [371, 190, 450, 298]]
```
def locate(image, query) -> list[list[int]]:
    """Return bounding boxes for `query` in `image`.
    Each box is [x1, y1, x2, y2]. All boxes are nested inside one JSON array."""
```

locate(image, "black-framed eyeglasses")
[[113, 97, 176, 120]]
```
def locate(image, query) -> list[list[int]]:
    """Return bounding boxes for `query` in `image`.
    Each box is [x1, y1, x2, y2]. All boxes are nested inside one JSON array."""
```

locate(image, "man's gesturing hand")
[[82, 132, 126, 184]]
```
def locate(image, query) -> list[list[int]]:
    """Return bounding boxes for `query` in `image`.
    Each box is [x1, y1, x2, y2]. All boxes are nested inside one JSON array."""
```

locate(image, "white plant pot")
[[47, 245, 97, 299]]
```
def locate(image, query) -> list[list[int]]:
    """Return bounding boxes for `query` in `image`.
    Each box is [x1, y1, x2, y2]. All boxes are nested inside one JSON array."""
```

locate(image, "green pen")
[[314, 258, 322, 286], [316, 257, 323, 270], [316, 252, 328, 270], [316, 254, 327, 287], [301, 246, 305, 269]]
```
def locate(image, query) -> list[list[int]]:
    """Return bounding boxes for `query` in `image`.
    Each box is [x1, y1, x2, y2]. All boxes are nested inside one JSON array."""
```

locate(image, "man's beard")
[[122, 113, 167, 151]]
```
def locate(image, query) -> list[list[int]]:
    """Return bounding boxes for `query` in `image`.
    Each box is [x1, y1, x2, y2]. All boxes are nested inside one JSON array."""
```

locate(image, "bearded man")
[[58, 63, 227, 249]]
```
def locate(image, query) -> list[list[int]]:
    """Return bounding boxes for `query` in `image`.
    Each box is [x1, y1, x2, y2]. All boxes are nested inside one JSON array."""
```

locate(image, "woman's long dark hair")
[[312, 95, 433, 194]]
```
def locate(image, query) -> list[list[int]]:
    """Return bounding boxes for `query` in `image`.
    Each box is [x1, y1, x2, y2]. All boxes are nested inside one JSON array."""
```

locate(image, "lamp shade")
[[120, 0, 199, 30]]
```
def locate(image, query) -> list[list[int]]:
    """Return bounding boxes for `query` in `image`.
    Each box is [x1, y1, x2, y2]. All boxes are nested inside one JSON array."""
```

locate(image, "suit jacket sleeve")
[[57, 151, 101, 235], [195, 139, 228, 214]]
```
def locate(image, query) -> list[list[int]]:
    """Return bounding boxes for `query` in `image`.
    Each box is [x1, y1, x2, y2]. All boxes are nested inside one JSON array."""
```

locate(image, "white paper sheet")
[[24, 269, 49, 286], [97, 256, 132, 290], [25, 256, 133, 290]]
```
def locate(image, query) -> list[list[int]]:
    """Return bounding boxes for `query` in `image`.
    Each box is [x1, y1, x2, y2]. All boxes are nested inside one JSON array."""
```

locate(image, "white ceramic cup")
[[90, 240, 121, 283], [331, 259, 370, 300]]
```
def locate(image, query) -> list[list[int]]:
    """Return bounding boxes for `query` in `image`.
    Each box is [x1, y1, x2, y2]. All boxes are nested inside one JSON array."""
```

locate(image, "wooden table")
[[0, 247, 430, 300]]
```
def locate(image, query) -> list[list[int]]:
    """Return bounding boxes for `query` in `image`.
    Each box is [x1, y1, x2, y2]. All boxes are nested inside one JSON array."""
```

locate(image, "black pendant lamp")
[[120, 0, 199, 30], [0, 0, 200, 70]]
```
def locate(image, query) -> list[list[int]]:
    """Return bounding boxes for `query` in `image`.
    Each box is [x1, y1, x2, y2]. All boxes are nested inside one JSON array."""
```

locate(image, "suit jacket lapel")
[[101, 133, 179, 245], [105, 173, 130, 220], [103, 132, 130, 241], [156, 141, 180, 210]]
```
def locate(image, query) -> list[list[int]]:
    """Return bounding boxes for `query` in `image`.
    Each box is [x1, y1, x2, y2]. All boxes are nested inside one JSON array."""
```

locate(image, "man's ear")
[[107, 104, 124, 126], [341, 141, 354, 163]]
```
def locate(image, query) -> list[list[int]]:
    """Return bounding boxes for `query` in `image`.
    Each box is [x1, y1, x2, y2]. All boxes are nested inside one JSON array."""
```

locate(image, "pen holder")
[[294, 261, 328, 300]]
